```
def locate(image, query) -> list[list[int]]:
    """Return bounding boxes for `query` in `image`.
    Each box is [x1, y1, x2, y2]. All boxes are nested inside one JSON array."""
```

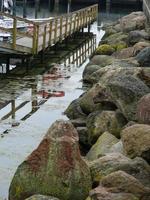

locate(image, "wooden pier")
[[0, 4, 98, 55]]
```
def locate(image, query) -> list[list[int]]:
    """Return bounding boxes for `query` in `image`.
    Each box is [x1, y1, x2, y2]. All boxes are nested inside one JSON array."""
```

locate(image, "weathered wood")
[[0, 4, 98, 55], [12, 18, 17, 50]]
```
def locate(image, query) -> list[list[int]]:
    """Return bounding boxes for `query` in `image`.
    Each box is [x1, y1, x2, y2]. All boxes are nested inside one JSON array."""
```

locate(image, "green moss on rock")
[[96, 44, 115, 55]]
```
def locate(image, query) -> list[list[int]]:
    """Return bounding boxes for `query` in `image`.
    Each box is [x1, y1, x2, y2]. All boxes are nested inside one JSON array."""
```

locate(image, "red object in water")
[[38, 90, 65, 98], [43, 74, 62, 81]]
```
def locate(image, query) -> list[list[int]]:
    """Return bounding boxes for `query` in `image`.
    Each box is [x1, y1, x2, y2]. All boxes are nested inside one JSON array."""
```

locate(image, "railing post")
[[69, 15, 72, 35], [12, 18, 17, 50], [65, 16, 68, 37], [36, 25, 39, 53], [49, 20, 53, 46], [43, 25, 47, 50], [60, 16, 63, 41], [54, 18, 58, 43], [77, 12, 80, 31], [73, 14, 76, 31], [32, 24, 37, 54]]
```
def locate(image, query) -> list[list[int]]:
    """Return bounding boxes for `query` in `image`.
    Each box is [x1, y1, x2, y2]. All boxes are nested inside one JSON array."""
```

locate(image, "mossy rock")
[[96, 44, 115, 55], [113, 42, 127, 51], [9, 120, 92, 200]]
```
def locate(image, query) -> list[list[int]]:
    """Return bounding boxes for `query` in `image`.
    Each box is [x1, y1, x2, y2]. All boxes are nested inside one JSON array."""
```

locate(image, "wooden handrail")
[[0, 4, 98, 55], [0, 11, 37, 25]]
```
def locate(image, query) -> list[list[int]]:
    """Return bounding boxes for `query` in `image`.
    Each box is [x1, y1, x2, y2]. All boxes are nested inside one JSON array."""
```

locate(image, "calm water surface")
[[0, 2, 141, 199]]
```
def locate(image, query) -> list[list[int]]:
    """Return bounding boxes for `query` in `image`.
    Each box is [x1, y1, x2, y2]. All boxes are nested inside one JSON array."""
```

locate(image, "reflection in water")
[[0, 34, 96, 136], [0, 32, 97, 200]]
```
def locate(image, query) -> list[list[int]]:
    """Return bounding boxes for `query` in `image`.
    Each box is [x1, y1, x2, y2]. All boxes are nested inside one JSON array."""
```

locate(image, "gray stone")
[[128, 30, 150, 45], [86, 132, 119, 161], [136, 47, 150, 67], [107, 75, 150, 121], [25, 195, 60, 200], [119, 12, 146, 32], [121, 124, 150, 163], [83, 64, 101, 83], [89, 186, 139, 200], [64, 99, 87, 119], [101, 171, 150, 199], [89, 153, 150, 187], [86, 111, 126, 144]]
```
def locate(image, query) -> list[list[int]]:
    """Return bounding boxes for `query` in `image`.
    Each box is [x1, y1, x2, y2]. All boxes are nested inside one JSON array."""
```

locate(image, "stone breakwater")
[[9, 11, 150, 200]]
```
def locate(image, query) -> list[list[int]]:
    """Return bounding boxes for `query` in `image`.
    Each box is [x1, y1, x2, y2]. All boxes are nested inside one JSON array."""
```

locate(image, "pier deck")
[[0, 4, 98, 55]]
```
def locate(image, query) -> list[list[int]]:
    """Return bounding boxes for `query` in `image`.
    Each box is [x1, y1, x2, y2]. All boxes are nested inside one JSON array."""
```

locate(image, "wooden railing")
[[0, 4, 98, 54]]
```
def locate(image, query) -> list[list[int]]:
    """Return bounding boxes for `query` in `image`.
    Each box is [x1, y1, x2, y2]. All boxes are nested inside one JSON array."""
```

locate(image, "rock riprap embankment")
[[9, 11, 150, 200]]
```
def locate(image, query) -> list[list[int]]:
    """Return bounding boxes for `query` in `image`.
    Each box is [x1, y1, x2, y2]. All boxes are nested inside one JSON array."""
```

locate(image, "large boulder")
[[133, 41, 150, 54], [86, 132, 119, 161], [113, 47, 135, 59], [25, 195, 60, 200], [113, 41, 150, 59], [136, 47, 150, 67], [79, 83, 115, 115], [89, 55, 114, 66], [88, 63, 140, 84], [89, 186, 139, 200], [86, 111, 126, 144], [109, 140, 124, 154], [100, 32, 128, 47], [82, 64, 101, 83], [119, 12, 146, 32], [64, 98, 87, 119], [128, 30, 150, 45], [95, 44, 115, 55], [89, 153, 150, 187], [136, 93, 150, 124], [9, 120, 92, 200], [121, 124, 150, 163], [101, 171, 150, 199], [107, 75, 150, 121]]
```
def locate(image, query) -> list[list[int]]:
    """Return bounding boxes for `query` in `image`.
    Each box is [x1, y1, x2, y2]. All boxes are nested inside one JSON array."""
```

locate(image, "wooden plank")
[[12, 18, 17, 50]]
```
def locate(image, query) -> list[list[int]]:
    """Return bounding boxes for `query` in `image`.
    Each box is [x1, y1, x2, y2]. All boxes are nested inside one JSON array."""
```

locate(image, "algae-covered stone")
[[64, 98, 87, 119], [128, 30, 150, 45], [9, 120, 92, 200], [121, 124, 150, 163], [86, 132, 119, 161], [89, 153, 150, 186], [90, 55, 114, 66], [107, 75, 150, 121], [79, 82, 117, 114], [109, 140, 124, 154], [101, 32, 128, 47], [96, 44, 115, 55], [89, 186, 139, 200], [101, 171, 150, 199], [136, 47, 150, 67], [86, 111, 126, 144], [88, 62, 140, 84], [25, 195, 60, 200], [119, 11, 146, 32], [113, 47, 135, 59], [113, 42, 127, 51], [82, 64, 101, 83]]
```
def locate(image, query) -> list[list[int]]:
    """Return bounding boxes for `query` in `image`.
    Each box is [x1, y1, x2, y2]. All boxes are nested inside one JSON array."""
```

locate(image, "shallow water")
[[0, 2, 141, 200]]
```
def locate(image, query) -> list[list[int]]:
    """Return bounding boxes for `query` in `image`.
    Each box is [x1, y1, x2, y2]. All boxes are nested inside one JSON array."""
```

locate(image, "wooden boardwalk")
[[0, 4, 98, 55]]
